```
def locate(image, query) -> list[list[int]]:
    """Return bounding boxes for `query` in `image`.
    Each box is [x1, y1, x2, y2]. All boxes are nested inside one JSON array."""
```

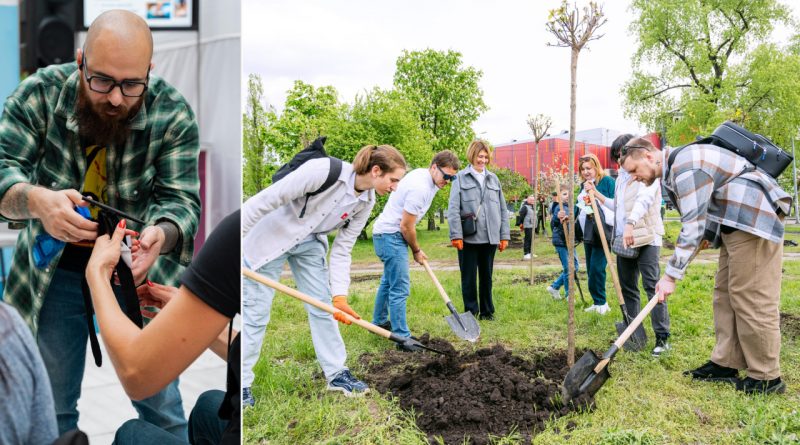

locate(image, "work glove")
[[451, 239, 463, 250], [519, 224, 524, 232], [332, 295, 360, 325], [499, 240, 508, 252]]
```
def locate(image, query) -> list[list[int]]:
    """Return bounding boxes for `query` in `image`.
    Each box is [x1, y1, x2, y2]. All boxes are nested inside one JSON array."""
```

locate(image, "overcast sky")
[[243, 0, 798, 146]]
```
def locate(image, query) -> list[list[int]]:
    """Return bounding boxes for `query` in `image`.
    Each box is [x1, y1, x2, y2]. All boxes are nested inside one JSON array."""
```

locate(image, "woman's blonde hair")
[[466, 140, 493, 165], [578, 153, 605, 180], [352, 144, 407, 175]]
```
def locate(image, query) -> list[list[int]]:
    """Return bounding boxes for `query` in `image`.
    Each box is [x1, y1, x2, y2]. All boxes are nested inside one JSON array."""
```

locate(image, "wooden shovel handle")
[[242, 268, 392, 339], [592, 291, 662, 372], [587, 190, 625, 306], [421, 260, 452, 305]]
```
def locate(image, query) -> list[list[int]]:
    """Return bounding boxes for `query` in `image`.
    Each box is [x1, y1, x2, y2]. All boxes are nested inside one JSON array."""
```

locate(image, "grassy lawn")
[[243, 220, 800, 445]]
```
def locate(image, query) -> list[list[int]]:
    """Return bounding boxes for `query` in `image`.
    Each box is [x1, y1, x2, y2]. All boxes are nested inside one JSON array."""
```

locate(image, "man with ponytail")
[[241, 144, 406, 405]]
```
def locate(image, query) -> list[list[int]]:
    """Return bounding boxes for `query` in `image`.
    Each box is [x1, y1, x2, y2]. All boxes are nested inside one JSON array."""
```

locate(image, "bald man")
[[0, 10, 200, 437]]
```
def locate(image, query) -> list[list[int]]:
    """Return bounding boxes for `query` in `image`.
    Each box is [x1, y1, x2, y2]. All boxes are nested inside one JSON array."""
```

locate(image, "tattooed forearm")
[[156, 220, 180, 254], [0, 183, 37, 220]]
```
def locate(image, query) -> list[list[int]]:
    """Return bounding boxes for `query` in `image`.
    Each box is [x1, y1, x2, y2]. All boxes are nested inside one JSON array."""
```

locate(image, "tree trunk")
[[566, 47, 579, 367], [427, 212, 436, 230], [439, 208, 444, 224]]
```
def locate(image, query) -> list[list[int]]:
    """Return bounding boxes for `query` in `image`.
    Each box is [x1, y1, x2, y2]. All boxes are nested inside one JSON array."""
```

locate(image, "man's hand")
[[623, 223, 635, 248], [137, 280, 179, 319], [499, 240, 508, 252], [31, 188, 98, 242], [519, 224, 524, 232], [451, 239, 463, 250], [655, 274, 676, 302], [130, 225, 166, 285], [332, 296, 360, 322], [412, 249, 428, 265]]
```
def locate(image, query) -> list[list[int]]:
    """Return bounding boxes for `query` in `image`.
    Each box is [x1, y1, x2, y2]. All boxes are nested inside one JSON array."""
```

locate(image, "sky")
[[243, 0, 798, 146]]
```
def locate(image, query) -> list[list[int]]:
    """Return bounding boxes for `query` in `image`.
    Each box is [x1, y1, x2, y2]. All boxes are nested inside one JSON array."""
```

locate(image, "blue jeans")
[[584, 243, 608, 305], [37, 268, 187, 439], [242, 238, 348, 387], [113, 390, 227, 445], [372, 232, 411, 338], [552, 246, 579, 294]]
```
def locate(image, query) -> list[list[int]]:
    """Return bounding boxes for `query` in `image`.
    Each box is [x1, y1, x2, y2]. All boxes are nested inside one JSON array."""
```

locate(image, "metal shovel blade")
[[561, 350, 610, 404], [444, 311, 480, 343], [615, 320, 648, 352]]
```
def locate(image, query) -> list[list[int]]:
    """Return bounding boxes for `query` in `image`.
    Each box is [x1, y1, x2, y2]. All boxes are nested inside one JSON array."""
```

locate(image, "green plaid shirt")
[[0, 62, 201, 333]]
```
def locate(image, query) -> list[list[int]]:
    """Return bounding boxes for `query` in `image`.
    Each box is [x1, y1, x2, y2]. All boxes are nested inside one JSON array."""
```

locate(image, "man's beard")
[[77, 82, 143, 147]]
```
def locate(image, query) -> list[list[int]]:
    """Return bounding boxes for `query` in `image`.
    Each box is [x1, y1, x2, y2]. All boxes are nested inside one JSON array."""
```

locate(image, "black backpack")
[[668, 121, 793, 179], [272, 136, 343, 218]]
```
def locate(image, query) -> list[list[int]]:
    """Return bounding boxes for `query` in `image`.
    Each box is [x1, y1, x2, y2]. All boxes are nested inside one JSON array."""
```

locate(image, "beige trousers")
[[711, 230, 782, 380]]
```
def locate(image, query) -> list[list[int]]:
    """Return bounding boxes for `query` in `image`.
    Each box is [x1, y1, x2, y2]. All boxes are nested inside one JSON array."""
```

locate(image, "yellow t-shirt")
[[72, 145, 107, 247]]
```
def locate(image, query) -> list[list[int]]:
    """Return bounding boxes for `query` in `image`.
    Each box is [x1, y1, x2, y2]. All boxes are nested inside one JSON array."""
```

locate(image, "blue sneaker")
[[327, 370, 370, 397], [242, 387, 255, 407]]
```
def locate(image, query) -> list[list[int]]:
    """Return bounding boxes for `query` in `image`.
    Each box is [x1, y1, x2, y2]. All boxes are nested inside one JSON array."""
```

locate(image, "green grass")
[[244, 222, 800, 445]]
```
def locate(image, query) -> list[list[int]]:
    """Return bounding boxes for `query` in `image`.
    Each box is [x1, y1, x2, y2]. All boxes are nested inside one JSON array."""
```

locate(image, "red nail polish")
[[118, 219, 126, 228], [147, 280, 154, 286]]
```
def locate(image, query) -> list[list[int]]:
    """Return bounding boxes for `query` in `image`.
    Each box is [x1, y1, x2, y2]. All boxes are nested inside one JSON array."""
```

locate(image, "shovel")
[[421, 260, 480, 343], [242, 268, 448, 355], [587, 190, 647, 352], [561, 291, 662, 404]]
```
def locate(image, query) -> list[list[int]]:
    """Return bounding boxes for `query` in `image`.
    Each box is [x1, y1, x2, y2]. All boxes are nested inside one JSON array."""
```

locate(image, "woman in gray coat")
[[447, 140, 510, 320]]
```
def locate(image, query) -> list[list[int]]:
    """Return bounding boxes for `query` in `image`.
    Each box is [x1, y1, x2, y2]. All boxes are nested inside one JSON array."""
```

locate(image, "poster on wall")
[[81, 0, 198, 30]]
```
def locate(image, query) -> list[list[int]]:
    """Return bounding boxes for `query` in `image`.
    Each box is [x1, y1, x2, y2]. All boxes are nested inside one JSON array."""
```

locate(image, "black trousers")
[[523, 228, 533, 255], [457, 242, 497, 317], [535, 212, 547, 235]]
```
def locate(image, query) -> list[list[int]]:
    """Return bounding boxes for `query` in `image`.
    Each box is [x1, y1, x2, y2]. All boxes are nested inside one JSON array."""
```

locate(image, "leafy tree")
[[491, 166, 530, 204], [546, 0, 607, 367], [623, 0, 798, 147], [394, 48, 488, 229], [242, 74, 273, 199]]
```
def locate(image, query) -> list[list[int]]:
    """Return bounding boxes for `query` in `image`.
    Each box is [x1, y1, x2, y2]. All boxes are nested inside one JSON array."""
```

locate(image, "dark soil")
[[511, 272, 561, 286], [360, 337, 593, 445], [350, 273, 383, 283], [781, 312, 800, 340]]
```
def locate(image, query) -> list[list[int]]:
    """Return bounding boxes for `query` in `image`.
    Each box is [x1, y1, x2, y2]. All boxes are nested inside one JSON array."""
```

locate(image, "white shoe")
[[546, 286, 562, 300], [595, 303, 611, 315], [584, 305, 598, 313], [523, 253, 531, 260]]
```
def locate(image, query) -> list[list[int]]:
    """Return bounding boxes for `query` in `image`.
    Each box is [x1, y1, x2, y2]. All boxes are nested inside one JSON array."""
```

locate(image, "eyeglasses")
[[436, 165, 457, 182], [81, 55, 150, 97]]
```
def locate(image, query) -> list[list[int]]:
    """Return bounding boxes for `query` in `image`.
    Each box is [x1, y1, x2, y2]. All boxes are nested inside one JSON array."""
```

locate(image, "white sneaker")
[[546, 286, 562, 300], [595, 303, 611, 315], [523, 253, 531, 260], [584, 305, 598, 313]]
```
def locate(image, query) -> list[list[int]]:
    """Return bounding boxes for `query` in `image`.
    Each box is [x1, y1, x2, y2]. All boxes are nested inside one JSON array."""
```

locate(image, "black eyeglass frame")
[[436, 164, 457, 182], [620, 144, 649, 156], [81, 54, 150, 98]]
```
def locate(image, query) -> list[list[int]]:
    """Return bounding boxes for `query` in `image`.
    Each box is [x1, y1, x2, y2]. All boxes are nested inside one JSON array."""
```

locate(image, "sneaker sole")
[[326, 385, 370, 397]]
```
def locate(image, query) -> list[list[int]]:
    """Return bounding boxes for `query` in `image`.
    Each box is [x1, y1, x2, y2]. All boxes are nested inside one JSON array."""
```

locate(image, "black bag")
[[611, 235, 639, 259], [460, 179, 487, 238], [272, 136, 343, 218], [582, 205, 613, 247], [670, 121, 792, 179]]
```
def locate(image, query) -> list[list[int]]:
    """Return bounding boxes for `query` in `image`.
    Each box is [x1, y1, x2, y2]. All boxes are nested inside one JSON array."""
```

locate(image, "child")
[[547, 185, 580, 300]]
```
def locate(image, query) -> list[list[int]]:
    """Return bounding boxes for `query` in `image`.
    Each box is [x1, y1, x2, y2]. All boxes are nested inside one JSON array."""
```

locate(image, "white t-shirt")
[[372, 168, 439, 235]]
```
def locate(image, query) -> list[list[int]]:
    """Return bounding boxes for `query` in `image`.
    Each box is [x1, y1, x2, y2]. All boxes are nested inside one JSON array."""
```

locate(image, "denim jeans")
[[113, 390, 227, 445], [242, 238, 347, 387], [372, 232, 411, 338], [583, 243, 608, 305], [552, 246, 579, 294], [37, 268, 187, 438]]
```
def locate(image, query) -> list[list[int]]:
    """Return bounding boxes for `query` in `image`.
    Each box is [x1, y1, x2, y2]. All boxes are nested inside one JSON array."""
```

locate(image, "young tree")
[[546, 0, 607, 367], [242, 74, 272, 199], [394, 49, 489, 230], [525, 113, 553, 269]]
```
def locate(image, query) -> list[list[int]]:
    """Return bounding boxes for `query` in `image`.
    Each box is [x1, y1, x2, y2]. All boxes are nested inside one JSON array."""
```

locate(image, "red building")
[[492, 129, 661, 184]]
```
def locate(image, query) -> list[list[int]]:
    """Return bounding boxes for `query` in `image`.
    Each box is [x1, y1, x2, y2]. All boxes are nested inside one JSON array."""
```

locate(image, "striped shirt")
[[0, 62, 201, 332], [662, 144, 791, 279]]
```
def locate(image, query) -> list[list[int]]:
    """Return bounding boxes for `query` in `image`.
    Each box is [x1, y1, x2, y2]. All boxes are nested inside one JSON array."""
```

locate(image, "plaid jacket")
[[0, 63, 201, 332], [662, 144, 792, 279]]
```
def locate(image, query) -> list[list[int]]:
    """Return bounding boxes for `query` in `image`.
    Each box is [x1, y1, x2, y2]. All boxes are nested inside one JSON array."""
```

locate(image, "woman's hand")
[[138, 280, 179, 319], [87, 219, 127, 282], [583, 180, 595, 192]]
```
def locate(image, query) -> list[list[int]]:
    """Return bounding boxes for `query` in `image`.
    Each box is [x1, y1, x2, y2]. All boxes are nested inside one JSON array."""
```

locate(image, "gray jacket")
[[447, 166, 510, 244]]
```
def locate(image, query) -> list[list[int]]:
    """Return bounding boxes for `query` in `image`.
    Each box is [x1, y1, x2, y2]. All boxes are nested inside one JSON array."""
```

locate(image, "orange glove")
[[499, 240, 508, 252], [451, 239, 463, 250], [333, 311, 351, 325], [332, 296, 360, 324]]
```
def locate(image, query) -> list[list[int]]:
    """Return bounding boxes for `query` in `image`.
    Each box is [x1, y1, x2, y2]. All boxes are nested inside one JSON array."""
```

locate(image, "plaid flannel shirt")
[[662, 144, 792, 280], [0, 63, 201, 332]]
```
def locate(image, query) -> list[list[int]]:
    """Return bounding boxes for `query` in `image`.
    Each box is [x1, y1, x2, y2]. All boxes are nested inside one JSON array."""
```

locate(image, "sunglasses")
[[436, 165, 457, 182], [620, 144, 648, 156]]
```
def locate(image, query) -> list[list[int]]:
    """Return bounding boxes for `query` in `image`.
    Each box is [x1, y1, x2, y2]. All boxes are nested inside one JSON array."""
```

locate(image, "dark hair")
[[352, 144, 407, 175], [432, 150, 460, 170], [618, 137, 657, 166], [611, 134, 635, 163]]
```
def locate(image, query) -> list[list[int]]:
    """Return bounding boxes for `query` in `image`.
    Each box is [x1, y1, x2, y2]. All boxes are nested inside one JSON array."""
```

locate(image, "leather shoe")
[[736, 377, 786, 394], [683, 360, 739, 384]]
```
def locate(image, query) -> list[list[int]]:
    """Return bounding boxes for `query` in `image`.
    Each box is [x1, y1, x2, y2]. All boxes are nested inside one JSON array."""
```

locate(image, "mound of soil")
[[781, 312, 800, 340], [360, 337, 592, 444], [511, 272, 561, 286]]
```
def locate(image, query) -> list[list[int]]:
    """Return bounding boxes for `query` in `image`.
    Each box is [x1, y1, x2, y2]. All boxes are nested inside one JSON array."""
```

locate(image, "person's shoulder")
[[146, 75, 195, 116], [10, 63, 75, 102], [0, 303, 31, 340]]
